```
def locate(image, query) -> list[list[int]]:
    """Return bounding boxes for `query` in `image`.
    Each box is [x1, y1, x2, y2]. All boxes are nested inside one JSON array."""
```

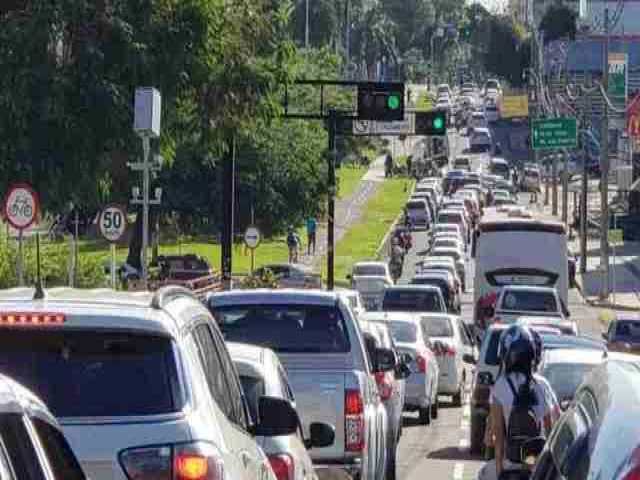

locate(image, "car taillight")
[[345, 389, 364, 452], [374, 372, 394, 401], [416, 354, 427, 373], [268, 454, 294, 480], [120, 442, 223, 480], [0, 312, 65, 325]]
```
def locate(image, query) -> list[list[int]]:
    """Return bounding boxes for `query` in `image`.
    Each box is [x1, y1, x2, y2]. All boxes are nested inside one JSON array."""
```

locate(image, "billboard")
[[501, 95, 529, 118]]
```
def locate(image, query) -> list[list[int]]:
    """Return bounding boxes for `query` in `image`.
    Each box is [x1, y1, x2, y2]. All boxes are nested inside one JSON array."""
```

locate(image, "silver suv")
[[0, 286, 302, 480]]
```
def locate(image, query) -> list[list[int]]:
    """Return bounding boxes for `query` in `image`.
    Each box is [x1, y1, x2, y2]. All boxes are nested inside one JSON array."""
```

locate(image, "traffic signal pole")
[[600, 7, 611, 299]]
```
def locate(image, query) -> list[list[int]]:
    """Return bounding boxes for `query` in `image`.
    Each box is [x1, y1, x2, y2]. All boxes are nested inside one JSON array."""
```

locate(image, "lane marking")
[[453, 462, 465, 480]]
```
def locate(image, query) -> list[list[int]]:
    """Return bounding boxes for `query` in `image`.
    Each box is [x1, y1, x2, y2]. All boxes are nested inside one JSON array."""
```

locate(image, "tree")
[[482, 15, 530, 87], [539, 5, 577, 43]]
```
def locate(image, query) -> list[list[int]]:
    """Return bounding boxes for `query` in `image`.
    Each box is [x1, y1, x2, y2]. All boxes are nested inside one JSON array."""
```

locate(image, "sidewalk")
[[535, 182, 640, 311]]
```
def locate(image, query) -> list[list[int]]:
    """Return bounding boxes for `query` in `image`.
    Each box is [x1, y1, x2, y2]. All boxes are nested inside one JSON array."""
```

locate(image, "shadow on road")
[[428, 446, 483, 462]]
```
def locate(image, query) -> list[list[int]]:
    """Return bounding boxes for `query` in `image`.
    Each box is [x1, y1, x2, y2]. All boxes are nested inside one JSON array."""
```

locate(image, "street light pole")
[[305, 0, 310, 48], [600, 7, 610, 298]]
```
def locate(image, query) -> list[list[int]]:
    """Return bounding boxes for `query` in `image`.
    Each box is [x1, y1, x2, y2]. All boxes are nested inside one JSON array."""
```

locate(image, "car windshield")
[[0, 331, 181, 417], [211, 305, 351, 353], [500, 290, 558, 313], [421, 316, 453, 337], [542, 363, 597, 402], [238, 375, 265, 424], [614, 320, 640, 341], [389, 322, 417, 343], [407, 201, 425, 210], [353, 264, 386, 276], [438, 213, 461, 224], [382, 290, 443, 312]]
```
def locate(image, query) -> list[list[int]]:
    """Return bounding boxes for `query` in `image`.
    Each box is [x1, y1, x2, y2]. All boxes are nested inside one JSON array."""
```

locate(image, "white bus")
[[473, 208, 568, 331]]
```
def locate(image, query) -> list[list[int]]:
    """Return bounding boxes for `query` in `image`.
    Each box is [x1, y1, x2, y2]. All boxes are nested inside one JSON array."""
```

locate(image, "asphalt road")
[[394, 130, 603, 480]]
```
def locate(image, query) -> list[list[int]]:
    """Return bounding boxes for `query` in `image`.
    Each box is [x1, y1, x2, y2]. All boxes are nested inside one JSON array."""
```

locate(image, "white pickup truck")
[[208, 290, 397, 480]]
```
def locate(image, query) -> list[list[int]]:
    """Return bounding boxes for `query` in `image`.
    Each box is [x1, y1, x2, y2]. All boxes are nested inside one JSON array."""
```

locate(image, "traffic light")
[[415, 111, 447, 136], [357, 82, 405, 121]]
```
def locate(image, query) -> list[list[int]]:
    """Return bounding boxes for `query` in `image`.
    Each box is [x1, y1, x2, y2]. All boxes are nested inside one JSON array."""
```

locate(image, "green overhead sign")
[[531, 118, 578, 150], [608, 53, 627, 101]]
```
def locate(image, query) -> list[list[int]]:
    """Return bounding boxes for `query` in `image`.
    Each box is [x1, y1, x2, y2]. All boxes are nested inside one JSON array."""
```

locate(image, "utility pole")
[[552, 153, 558, 215], [305, 0, 310, 48], [580, 72, 591, 274], [600, 7, 610, 298], [327, 110, 337, 291], [562, 152, 569, 225], [344, 0, 350, 76], [221, 134, 236, 289]]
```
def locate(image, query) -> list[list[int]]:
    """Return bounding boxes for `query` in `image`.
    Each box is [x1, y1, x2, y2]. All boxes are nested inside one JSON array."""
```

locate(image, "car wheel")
[[385, 442, 397, 480], [431, 396, 439, 419], [470, 416, 485, 455], [452, 389, 463, 407], [419, 406, 431, 425]]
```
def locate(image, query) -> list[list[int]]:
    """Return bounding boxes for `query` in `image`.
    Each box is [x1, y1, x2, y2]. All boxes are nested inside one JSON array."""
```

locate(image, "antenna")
[[33, 232, 44, 300]]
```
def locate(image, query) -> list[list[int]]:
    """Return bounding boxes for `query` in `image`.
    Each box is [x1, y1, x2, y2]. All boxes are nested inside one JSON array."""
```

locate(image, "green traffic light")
[[387, 94, 401, 110], [433, 116, 444, 130]]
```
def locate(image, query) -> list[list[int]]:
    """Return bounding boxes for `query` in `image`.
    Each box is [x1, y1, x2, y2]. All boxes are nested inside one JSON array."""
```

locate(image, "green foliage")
[[539, 5, 577, 43], [240, 268, 279, 289]]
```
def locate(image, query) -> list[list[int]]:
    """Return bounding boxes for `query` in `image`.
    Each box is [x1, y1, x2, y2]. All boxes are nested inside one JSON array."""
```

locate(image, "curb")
[[575, 276, 640, 311]]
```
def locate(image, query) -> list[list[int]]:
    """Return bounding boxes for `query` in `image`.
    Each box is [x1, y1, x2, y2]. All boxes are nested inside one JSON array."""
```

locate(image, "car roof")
[[385, 285, 441, 293], [0, 374, 58, 427], [354, 261, 387, 268], [541, 333, 606, 351], [361, 311, 417, 324], [490, 157, 508, 165], [227, 341, 267, 365], [434, 223, 461, 229], [541, 348, 606, 366], [439, 209, 464, 216], [208, 289, 339, 307], [0, 287, 202, 338]]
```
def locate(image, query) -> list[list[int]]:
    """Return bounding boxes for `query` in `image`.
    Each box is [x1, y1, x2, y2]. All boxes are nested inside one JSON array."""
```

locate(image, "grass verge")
[[337, 165, 366, 199], [327, 177, 414, 283]]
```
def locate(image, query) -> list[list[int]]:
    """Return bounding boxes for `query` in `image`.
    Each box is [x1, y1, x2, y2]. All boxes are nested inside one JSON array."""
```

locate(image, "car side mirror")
[[255, 396, 299, 437], [520, 436, 546, 466], [306, 422, 335, 449], [375, 348, 396, 373], [463, 353, 477, 365]]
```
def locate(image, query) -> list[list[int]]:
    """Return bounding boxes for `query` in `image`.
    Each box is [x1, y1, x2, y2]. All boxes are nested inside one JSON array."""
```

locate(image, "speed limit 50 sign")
[[99, 205, 127, 243]]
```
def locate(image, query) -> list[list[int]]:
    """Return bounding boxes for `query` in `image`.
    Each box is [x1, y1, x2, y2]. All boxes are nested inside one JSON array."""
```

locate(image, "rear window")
[[0, 331, 181, 417], [421, 317, 453, 337], [389, 322, 417, 343], [382, 290, 443, 313], [541, 363, 596, 402], [238, 375, 265, 423], [438, 213, 461, 224], [500, 290, 558, 313], [353, 265, 386, 276], [407, 201, 426, 210], [212, 305, 351, 353], [490, 163, 509, 174], [410, 278, 450, 303], [614, 320, 640, 341]]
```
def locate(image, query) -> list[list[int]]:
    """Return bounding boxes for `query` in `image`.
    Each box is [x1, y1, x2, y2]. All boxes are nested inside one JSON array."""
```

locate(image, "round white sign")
[[99, 205, 127, 243], [4, 184, 39, 230], [244, 226, 261, 249]]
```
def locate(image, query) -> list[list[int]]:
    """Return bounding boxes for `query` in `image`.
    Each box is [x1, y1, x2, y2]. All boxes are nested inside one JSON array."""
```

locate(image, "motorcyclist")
[[482, 325, 560, 479], [389, 237, 404, 282], [385, 152, 393, 178]]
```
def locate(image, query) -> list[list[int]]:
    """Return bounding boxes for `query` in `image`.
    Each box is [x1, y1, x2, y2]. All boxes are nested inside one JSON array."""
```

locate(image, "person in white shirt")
[[481, 325, 560, 479]]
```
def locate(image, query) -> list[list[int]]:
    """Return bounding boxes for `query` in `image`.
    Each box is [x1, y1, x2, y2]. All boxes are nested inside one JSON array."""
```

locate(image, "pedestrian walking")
[[306, 216, 317, 255], [286, 226, 301, 263]]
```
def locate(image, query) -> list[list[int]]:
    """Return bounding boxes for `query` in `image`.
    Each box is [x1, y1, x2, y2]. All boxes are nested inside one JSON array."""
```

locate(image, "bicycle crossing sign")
[[3, 184, 39, 230]]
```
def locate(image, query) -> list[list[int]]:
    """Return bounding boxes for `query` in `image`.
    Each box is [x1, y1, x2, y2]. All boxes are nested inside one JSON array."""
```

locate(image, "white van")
[[473, 212, 568, 332]]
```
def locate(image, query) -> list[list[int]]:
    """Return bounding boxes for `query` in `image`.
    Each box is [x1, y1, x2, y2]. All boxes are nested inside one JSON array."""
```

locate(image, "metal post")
[[17, 229, 23, 286], [613, 213, 617, 304], [141, 136, 150, 286], [344, 0, 350, 75], [111, 243, 117, 290], [73, 208, 79, 286], [552, 154, 558, 215], [562, 153, 569, 225], [580, 73, 591, 274], [305, 0, 310, 48], [600, 7, 611, 298], [327, 110, 337, 290], [222, 134, 235, 289]]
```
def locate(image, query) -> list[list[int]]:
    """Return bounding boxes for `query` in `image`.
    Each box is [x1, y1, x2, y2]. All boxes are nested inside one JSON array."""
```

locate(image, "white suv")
[[0, 286, 299, 480]]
